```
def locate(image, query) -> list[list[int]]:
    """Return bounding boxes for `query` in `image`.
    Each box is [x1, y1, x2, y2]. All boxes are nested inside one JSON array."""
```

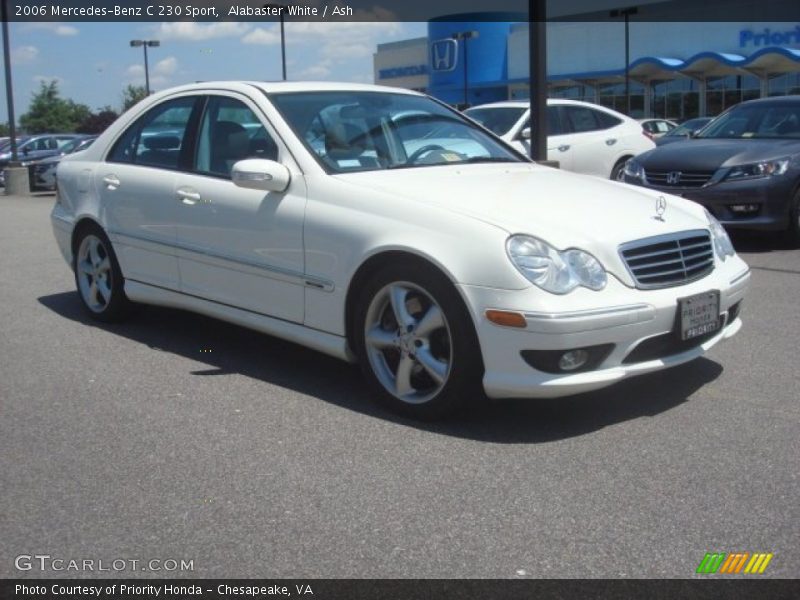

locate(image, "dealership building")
[[373, 11, 800, 119]]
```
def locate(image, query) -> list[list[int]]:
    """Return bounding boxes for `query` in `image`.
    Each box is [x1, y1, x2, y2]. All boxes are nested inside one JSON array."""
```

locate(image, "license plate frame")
[[678, 290, 721, 341]]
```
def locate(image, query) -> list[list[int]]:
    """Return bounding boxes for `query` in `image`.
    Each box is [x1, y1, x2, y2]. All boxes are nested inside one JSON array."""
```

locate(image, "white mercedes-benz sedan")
[[51, 82, 750, 419]]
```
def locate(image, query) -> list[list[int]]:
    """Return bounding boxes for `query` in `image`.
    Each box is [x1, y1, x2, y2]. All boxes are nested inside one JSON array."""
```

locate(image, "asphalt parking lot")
[[1, 193, 798, 579]]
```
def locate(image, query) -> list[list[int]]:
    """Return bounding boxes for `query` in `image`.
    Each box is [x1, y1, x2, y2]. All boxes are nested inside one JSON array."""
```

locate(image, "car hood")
[[337, 164, 711, 283], [637, 138, 800, 171]]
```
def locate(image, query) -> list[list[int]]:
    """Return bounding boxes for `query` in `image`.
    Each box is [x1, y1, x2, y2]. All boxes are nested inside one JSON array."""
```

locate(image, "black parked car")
[[624, 96, 800, 242]]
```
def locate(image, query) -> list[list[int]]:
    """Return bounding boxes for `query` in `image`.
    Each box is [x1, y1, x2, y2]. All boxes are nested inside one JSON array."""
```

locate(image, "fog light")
[[729, 204, 759, 214], [558, 349, 590, 371]]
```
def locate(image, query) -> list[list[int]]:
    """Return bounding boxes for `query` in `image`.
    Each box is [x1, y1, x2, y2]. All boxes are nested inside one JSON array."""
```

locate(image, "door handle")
[[605, 138, 618, 146], [558, 145, 570, 152], [176, 187, 205, 205], [102, 174, 120, 189]]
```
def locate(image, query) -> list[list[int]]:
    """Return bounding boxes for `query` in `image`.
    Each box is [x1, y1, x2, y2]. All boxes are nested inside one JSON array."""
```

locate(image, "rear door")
[[561, 105, 620, 177], [97, 95, 203, 290]]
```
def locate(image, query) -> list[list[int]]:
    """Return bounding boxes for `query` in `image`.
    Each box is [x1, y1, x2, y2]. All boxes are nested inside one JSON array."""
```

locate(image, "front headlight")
[[623, 158, 645, 181], [705, 210, 735, 261], [506, 235, 607, 294], [723, 158, 789, 181]]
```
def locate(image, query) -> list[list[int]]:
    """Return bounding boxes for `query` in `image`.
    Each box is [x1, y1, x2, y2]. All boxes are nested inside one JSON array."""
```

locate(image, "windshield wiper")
[[453, 156, 519, 164]]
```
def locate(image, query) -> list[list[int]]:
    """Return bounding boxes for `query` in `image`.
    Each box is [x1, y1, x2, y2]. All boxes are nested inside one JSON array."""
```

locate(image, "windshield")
[[464, 106, 527, 135], [58, 138, 84, 154], [697, 103, 800, 139], [269, 91, 524, 173], [666, 118, 710, 137]]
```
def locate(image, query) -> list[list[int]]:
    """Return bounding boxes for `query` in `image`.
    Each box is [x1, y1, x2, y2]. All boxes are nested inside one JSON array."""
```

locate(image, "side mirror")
[[520, 127, 531, 140], [231, 159, 290, 193]]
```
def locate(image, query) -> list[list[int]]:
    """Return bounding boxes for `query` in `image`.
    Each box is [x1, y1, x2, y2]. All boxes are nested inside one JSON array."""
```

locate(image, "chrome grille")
[[644, 169, 715, 188], [620, 230, 715, 289]]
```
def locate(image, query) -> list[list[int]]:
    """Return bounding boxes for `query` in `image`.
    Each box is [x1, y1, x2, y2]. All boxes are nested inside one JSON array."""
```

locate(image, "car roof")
[[738, 94, 800, 106], [465, 99, 612, 110], [156, 80, 425, 97]]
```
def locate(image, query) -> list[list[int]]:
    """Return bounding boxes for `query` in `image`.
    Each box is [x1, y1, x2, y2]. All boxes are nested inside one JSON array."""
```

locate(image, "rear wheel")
[[73, 226, 133, 322], [353, 262, 483, 420]]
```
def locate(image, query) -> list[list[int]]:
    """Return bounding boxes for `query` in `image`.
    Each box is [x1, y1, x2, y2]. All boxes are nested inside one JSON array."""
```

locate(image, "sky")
[[0, 21, 427, 123]]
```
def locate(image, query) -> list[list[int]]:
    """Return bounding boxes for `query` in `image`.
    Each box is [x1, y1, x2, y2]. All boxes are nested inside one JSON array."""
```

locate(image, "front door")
[[173, 93, 306, 324]]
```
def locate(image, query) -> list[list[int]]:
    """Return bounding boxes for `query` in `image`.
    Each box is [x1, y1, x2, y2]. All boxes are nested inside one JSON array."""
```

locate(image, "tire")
[[353, 261, 483, 420], [610, 158, 628, 181], [786, 188, 800, 248], [73, 225, 133, 322]]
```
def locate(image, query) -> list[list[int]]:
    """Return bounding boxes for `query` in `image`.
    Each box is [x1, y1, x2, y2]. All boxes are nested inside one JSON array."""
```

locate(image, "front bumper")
[[459, 256, 750, 399], [623, 174, 795, 231]]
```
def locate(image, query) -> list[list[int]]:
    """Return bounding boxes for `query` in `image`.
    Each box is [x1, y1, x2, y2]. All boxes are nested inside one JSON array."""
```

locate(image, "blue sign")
[[430, 39, 458, 72], [739, 25, 800, 47], [378, 65, 428, 80]]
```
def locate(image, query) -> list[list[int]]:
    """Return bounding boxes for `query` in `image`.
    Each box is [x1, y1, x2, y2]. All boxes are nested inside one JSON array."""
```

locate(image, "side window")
[[195, 96, 278, 178], [547, 107, 564, 135], [596, 111, 622, 129], [108, 96, 197, 169], [565, 106, 602, 133]]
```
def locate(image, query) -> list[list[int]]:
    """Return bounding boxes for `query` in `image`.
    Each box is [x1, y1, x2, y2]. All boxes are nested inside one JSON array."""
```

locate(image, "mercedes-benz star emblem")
[[654, 196, 667, 221]]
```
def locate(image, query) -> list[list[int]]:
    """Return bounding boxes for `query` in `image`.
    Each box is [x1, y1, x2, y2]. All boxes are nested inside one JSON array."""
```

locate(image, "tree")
[[19, 80, 90, 133], [0, 123, 9, 137], [77, 107, 119, 134], [121, 84, 148, 112]]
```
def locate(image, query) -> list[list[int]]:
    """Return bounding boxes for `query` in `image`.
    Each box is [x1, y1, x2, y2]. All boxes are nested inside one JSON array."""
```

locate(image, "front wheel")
[[73, 226, 133, 322], [354, 263, 483, 420], [611, 158, 628, 181]]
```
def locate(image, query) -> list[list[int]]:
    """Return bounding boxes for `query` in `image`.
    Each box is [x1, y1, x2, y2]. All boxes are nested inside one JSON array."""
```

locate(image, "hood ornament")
[[654, 196, 667, 221]]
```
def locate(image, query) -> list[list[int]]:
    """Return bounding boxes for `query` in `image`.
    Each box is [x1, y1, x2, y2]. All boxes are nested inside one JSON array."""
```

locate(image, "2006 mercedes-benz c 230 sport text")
[[50, 82, 751, 419]]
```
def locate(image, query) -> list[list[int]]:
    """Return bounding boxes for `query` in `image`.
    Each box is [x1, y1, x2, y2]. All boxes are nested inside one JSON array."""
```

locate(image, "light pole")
[[130, 39, 160, 95], [528, 0, 547, 162], [1, 0, 18, 165], [610, 6, 638, 115], [264, 3, 287, 80], [452, 30, 478, 109]]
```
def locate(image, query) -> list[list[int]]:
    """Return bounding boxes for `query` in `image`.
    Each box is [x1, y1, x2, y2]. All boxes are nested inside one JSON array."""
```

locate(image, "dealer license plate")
[[679, 291, 720, 341]]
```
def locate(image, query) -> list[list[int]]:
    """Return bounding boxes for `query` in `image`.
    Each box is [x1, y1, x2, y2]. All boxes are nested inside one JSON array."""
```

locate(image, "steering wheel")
[[407, 144, 446, 164]]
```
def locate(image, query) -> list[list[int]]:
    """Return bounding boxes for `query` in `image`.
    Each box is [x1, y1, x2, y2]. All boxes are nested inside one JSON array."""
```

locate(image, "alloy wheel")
[[363, 281, 453, 404], [76, 235, 114, 313]]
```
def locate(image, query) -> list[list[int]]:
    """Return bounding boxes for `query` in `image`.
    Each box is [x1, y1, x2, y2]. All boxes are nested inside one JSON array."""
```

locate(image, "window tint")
[[547, 106, 564, 135], [464, 107, 526, 136], [195, 96, 277, 178], [564, 106, 600, 133], [517, 107, 563, 138], [33, 137, 57, 151], [602, 109, 621, 129], [108, 97, 197, 169], [564, 106, 622, 132]]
